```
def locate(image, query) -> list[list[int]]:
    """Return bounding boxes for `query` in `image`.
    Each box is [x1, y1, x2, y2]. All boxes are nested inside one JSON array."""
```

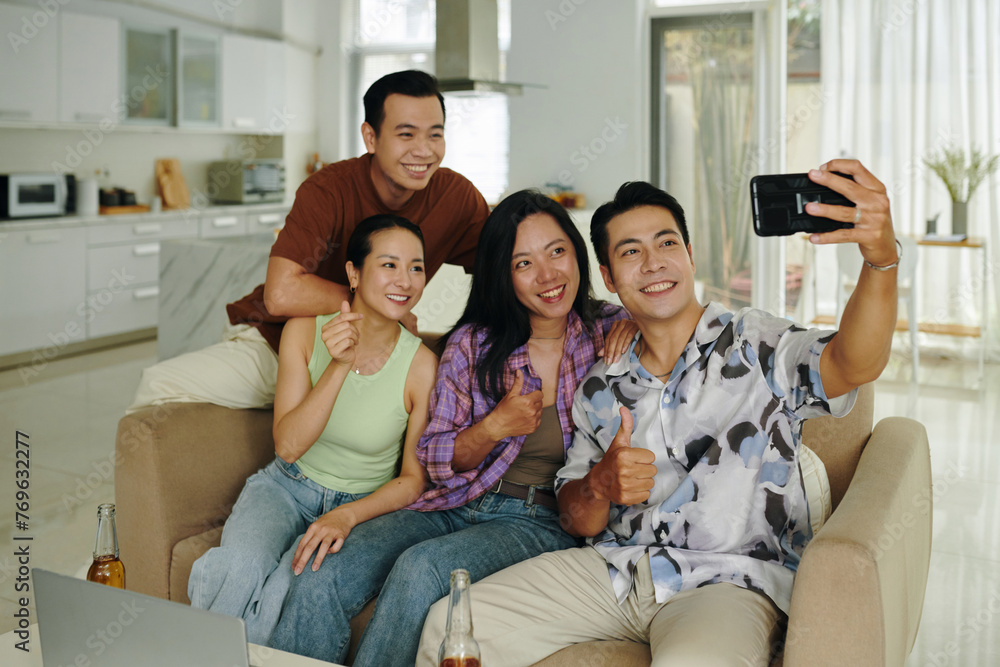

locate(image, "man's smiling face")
[[363, 94, 445, 206], [600, 205, 700, 326]]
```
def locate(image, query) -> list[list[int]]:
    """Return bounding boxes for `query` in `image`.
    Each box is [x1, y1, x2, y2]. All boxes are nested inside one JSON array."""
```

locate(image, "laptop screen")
[[32, 568, 252, 667]]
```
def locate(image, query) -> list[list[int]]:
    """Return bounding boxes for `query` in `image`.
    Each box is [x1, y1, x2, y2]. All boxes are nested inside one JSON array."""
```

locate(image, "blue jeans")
[[188, 457, 367, 645], [268, 488, 578, 665]]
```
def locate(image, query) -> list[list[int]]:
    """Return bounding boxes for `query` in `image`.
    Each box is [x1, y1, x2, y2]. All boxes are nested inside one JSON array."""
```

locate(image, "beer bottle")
[[438, 569, 481, 667], [86, 503, 125, 589]]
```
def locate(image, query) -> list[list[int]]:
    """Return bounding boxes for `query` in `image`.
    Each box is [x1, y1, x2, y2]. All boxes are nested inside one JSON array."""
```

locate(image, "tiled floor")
[[0, 339, 997, 665]]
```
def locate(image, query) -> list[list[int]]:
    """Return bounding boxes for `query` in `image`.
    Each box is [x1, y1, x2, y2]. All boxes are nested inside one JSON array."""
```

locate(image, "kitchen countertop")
[[0, 201, 293, 232]]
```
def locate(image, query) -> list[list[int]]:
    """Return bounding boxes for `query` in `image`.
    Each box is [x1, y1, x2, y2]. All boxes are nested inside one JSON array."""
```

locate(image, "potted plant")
[[923, 146, 1000, 236]]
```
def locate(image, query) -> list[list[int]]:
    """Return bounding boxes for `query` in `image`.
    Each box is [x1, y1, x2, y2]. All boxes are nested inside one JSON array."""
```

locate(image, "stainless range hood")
[[436, 0, 523, 95]]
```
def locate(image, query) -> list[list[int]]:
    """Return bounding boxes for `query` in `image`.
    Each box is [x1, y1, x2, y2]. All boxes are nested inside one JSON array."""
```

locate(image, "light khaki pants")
[[127, 326, 279, 413], [418, 547, 782, 667]]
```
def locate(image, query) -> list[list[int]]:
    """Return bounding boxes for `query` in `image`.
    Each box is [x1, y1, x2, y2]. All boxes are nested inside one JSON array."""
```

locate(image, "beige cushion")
[[799, 444, 832, 535]]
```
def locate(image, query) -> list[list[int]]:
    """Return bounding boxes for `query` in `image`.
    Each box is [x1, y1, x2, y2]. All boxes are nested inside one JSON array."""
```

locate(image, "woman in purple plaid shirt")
[[270, 190, 636, 665]]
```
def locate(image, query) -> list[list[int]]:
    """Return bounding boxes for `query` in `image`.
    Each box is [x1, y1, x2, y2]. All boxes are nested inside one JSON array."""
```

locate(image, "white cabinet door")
[[221, 34, 286, 132], [0, 227, 87, 356], [59, 13, 121, 124], [177, 31, 221, 127], [0, 4, 59, 123]]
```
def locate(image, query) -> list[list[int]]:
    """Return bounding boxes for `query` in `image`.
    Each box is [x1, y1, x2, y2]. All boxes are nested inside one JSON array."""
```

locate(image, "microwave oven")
[[207, 159, 286, 204], [1, 173, 74, 219]]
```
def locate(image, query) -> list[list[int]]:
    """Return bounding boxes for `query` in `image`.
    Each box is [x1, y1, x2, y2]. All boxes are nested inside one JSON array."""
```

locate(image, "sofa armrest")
[[115, 403, 275, 599], [784, 416, 931, 666]]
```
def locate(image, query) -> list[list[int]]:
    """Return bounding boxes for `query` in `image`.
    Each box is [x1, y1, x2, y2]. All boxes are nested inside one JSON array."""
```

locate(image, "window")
[[353, 0, 510, 203]]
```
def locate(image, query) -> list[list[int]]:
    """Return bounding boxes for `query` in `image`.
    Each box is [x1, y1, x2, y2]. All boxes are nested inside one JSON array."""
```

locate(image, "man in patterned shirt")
[[417, 160, 900, 667]]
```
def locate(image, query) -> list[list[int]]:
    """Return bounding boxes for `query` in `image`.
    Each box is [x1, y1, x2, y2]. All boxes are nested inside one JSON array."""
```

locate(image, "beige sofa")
[[115, 383, 932, 666]]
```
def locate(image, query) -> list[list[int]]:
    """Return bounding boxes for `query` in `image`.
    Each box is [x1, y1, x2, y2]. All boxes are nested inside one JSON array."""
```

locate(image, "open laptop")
[[33, 568, 263, 667]]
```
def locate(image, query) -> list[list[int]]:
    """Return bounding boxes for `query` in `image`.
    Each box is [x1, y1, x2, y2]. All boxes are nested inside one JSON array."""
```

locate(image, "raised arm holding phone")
[[418, 160, 900, 667]]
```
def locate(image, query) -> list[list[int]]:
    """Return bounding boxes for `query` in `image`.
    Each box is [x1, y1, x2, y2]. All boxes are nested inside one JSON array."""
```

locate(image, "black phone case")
[[750, 173, 856, 237]]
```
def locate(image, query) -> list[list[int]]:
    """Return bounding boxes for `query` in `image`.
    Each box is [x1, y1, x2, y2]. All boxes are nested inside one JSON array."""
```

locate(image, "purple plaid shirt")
[[409, 304, 627, 511]]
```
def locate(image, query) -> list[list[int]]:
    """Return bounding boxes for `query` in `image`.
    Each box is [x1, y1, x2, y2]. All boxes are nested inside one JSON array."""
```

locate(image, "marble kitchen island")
[[158, 235, 473, 360]]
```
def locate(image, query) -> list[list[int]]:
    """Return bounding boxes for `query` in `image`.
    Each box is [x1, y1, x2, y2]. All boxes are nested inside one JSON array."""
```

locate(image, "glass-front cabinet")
[[123, 26, 174, 125], [177, 32, 221, 127]]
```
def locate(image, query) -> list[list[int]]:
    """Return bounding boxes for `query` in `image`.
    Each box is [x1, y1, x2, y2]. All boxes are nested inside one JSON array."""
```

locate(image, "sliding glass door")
[[651, 3, 787, 312]]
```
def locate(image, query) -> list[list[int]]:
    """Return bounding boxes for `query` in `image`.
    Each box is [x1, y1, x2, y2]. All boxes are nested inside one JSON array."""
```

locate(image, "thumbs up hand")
[[320, 300, 363, 369], [591, 407, 657, 505], [483, 370, 544, 441]]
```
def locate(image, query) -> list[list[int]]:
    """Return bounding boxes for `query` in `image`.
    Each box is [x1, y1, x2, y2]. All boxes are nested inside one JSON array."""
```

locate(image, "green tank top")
[[295, 313, 420, 493]]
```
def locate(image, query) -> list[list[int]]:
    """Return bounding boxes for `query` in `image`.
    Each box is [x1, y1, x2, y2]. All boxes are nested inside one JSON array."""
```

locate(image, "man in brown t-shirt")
[[128, 70, 490, 412]]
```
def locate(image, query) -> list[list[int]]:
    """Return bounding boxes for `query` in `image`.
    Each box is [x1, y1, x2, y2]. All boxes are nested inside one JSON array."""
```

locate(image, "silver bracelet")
[[864, 239, 902, 271]]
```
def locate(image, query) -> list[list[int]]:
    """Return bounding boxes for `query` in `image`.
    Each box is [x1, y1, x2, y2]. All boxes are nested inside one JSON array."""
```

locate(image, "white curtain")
[[820, 0, 1000, 360]]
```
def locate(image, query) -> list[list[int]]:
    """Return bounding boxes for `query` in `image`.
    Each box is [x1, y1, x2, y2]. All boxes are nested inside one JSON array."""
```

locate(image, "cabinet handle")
[[27, 231, 61, 244], [232, 117, 256, 128], [257, 214, 282, 225], [212, 216, 239, 227], [133, 287, 160, 300], [133, 223, 163, 235], [132, 243, 160, 256]]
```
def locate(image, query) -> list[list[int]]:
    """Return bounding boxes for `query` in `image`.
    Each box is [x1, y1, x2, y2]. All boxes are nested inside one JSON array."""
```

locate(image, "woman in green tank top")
[[189, 214, 438, 644]]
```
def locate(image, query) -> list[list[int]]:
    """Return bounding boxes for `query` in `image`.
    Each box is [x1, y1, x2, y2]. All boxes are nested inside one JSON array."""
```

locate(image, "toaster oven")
[[207, 159, 286, 204]]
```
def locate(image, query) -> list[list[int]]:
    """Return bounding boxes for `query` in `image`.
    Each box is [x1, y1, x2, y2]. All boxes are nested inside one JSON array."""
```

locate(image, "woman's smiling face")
[[509, 213, 581, 331]]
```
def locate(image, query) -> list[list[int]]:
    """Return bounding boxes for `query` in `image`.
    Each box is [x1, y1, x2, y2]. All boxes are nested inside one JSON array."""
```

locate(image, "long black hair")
[[447, 190, 605, 403]]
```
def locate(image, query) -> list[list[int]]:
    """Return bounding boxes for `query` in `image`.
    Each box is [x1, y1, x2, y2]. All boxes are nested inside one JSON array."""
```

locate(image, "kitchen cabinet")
[[0, 204, 287, 363], [122, 25, 174, 125], [85, 214, 198, 339], [0, 227, 87, 356], [221, 34, 286, 132], [59, 13, 121, 124], [0, 3, 59, 123], [178, 32, 221, 127]]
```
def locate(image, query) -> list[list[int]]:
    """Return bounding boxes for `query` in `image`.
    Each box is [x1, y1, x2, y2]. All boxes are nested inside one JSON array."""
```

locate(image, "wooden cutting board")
[[155, 158, 190, 209]]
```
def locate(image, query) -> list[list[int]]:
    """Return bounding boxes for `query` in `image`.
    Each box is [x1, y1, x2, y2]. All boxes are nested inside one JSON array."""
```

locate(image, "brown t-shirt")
[[226, 154, 490, 351]]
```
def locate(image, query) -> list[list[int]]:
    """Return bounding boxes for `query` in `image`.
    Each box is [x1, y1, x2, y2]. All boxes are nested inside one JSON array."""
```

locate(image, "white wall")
[[281, 0, 321, 199], [507, 0, 647, 206], [315, 1, 353, 162]]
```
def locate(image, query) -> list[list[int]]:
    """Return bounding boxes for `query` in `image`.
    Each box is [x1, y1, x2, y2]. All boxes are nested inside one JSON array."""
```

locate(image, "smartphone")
[[749, 172, 856, 237]]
